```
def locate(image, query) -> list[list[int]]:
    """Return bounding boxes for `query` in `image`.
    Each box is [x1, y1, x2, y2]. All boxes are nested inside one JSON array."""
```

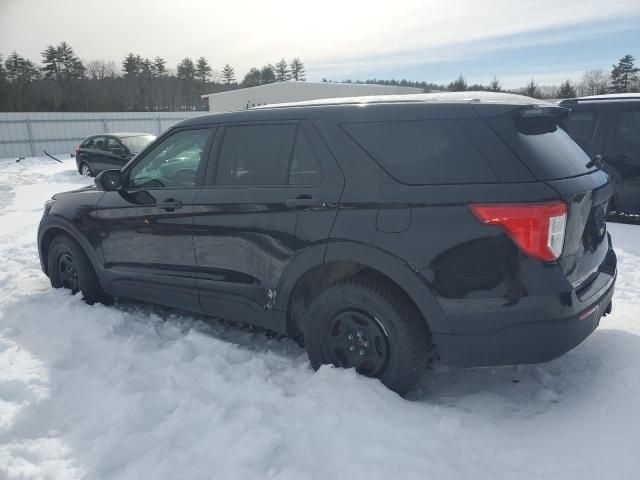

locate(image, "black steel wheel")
[[304, 273, 432, 395], [57, 251, 80, 293], [322, 309, 390, 377], [47, 234, 111, 304]]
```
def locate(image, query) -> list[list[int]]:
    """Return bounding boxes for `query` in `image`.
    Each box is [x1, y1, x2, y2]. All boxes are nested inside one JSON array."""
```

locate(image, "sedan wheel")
[[80, 163, 91, 176]]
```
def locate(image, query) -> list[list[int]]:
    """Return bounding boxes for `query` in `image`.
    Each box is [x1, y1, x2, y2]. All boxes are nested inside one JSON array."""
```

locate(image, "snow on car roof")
[[256, 91, 555, 109]]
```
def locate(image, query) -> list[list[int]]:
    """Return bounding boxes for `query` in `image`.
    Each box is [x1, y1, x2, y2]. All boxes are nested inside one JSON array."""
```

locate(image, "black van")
[[560, 94, 640, 215], [38, 92, 616, 394]]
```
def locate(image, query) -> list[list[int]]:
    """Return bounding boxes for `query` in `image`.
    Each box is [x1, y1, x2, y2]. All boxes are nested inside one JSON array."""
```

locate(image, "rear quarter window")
[[341, 120, 498, 185], [486, 112, 595, 181]]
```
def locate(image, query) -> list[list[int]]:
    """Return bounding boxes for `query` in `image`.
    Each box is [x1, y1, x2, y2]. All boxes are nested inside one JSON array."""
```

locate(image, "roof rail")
[[560, 95, 640, 105]]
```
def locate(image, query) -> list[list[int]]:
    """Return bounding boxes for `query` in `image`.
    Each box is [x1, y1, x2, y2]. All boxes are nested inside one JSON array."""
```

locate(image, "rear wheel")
[[304, 274, 431, 395], [47, 235, 111, 305], [79, 162, 92, 177]]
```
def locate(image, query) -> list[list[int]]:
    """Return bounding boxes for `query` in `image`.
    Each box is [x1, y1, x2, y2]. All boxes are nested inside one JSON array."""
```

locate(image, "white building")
[[201, 81, 424, 113]]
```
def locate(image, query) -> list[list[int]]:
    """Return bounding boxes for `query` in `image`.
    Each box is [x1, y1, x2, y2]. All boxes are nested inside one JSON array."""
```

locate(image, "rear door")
[[603, 107, 640, 213], [192, 120, 343, 327], [97, 127, 215, 312], [90, 135, 108, 172]]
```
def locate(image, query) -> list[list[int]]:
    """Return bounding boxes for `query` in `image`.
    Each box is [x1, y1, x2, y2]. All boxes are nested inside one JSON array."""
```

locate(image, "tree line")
[[329, 54, 640, 99], [0, 41, 307, 111], [0, 41, 637, 112]]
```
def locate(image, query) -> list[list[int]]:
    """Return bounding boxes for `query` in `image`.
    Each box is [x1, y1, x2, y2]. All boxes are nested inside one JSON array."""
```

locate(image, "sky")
[[1, 0, 639, 88]]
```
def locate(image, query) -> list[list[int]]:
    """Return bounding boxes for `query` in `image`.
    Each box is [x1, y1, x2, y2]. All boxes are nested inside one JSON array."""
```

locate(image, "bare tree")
[[86, 60, 118, 80], [579, 69, 609, 96]]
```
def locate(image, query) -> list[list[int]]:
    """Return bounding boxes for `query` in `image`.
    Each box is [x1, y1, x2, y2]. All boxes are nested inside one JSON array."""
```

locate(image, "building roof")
[[201, 80, 423, 99]]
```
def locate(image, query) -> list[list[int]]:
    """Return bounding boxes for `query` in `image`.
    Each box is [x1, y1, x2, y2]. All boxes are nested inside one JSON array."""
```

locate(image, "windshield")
[[121, 135, 156, 154]]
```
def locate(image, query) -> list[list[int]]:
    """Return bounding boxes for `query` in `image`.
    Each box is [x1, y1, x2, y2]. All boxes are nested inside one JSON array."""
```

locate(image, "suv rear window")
[[341, 120, 497, 185], [486, 111, 595, 181]]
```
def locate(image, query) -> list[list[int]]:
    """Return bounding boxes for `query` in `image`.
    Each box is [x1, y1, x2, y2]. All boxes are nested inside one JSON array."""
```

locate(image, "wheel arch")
[[275, 241, 452, 338], [39, 217, 111, 292]]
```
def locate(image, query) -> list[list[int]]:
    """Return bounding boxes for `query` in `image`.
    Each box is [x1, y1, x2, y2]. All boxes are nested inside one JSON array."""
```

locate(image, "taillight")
[[74, 147, 80, 155], [469, 201, 567, 262]]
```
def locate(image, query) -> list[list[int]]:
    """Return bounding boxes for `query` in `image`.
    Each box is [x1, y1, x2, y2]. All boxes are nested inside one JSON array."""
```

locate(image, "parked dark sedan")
[[75, 132, 156, 176]]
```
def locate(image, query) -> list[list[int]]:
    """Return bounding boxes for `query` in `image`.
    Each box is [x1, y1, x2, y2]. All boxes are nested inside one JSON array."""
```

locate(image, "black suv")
[[39, 93, 617, 394], [560, 94, 640, 214], [75, 132, 156, 177]]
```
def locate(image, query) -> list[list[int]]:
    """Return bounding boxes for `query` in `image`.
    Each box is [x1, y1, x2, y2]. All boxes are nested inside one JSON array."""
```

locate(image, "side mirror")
[[95, 169, 123, 191]]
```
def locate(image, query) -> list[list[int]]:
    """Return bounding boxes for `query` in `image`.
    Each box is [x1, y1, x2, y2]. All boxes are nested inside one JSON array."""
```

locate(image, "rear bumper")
[[433, 269, 616, 367]]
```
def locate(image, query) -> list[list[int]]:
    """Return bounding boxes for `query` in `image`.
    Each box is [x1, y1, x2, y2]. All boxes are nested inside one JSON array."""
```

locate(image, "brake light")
[[74, 146, 80, 155], [469, 201, 567, 262]]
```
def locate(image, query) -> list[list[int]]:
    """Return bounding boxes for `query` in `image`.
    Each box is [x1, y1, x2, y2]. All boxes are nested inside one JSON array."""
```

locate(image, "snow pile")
[[1, 157, 639, 479]]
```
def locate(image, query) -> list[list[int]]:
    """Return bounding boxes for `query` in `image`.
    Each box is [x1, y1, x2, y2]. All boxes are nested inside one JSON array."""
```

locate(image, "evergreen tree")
[[523, 78, 539, 98], [41, 42, 85, 81], [221, 64, 235, 84], [177, 58, 196, 79], [0, 55, 6, 83], [289, 58, 305, 81], [448, 75, 467, 91], [242, 67, 261, 87], [154, 57, 167, 77], [122, 53, 142, 78], [556, 79, 577, 99], [5, 51, 40, 83], [489, 76, 501, 92], [195, 57, 212, 83], [610, 55, 639, 93], [275, 58, 289, 81], [260, 64, 276, 84]]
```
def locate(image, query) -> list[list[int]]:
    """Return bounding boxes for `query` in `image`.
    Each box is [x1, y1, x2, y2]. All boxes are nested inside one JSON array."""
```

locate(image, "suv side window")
[[106, 137, 127, 155], [342, 120, 497, 185], [93, 136, 107, 151], [215, 124, 297, 186], [289, 129, 322, 185], [127, 129, 210, 189], [81, 137, 94, 149], [614, 110, 640, 147], [562, 110, 597, 147]]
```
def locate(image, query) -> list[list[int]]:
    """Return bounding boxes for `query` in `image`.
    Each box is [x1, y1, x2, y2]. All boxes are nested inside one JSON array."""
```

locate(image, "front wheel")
[[304, 274, 432, 395], [47, 235, 111, 305]]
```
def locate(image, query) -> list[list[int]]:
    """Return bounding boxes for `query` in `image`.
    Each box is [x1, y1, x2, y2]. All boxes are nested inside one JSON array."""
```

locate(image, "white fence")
[[0, 112, 210, 159]]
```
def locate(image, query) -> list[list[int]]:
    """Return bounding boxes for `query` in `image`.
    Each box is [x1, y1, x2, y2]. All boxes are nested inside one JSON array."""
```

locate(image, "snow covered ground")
[[1, 156, 639, 480]]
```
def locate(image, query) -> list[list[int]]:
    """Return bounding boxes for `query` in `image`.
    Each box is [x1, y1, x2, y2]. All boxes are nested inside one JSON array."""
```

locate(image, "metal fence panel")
[[0, 112, 209, 159]]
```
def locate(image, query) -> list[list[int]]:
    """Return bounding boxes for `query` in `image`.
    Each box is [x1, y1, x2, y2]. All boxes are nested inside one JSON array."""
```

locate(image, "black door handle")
[[285, 195, 324, 208], [156, 199, 183, 211]]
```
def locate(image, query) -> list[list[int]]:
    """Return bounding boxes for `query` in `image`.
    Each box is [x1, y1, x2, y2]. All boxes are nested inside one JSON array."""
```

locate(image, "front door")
[[192, 120, 344, 327], [96, 127, 215, 312], [604, 107, 640, 213]]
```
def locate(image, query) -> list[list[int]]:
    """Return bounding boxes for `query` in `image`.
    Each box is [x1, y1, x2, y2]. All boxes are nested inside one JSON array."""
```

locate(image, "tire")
[[47, 235, 111, 305], [79, 162, 92, 177], [304, 273, 431, 395]]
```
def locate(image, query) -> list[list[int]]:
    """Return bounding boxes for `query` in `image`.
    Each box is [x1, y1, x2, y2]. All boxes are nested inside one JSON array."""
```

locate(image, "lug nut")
[[363, 341, 369, 348], [357, 331, 363, 338], [359, 350, 365, 356], [349, 345, 356, 352], [347, 334, 354, 340]]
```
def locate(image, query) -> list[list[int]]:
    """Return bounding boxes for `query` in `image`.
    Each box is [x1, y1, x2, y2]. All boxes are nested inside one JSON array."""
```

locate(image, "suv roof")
[[256, 91, 555, 110], [560, 93, 640, 106]]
